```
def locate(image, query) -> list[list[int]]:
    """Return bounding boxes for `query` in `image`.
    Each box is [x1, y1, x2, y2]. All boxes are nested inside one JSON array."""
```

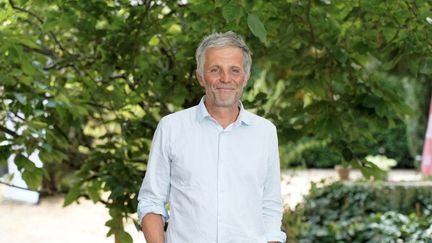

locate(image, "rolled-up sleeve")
[[262, 125, 286, 243], [137, 118, 171, 224]]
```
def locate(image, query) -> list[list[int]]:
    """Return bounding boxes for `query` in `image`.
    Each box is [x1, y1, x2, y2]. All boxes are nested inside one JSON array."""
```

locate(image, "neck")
[[204, 101, 240, 129]]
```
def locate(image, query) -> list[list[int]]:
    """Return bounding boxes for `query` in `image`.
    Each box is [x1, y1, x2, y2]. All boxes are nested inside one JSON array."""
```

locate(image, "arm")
[[142, 213, 165, 243], [262, 125, 286, 243], [137, 118, 171, 242]]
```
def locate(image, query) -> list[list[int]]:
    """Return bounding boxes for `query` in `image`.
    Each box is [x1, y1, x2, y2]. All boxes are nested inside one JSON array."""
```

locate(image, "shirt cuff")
[[137, 199, 169, 224], [265, 230, 286, 243]]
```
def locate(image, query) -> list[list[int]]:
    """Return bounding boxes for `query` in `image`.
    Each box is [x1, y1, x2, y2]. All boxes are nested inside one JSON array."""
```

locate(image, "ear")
[[196, 71, 205, 87], [242, 73, 250, 88]]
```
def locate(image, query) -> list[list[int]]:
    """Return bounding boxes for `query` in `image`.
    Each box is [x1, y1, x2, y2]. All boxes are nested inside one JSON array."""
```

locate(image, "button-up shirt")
[[137, 97, 286, 243]]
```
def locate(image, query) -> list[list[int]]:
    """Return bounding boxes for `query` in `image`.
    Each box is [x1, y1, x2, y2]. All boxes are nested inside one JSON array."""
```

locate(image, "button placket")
[[217, 130, 228, 241]]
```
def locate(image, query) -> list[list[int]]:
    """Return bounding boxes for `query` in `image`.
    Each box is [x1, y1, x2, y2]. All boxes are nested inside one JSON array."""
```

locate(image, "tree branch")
[[0, 180, 39, 192], [9, 0, 73, 59], [9, 111, 26, 122], [403, 0, 418, 17], [9, 0, 44, 24], [43, 61, 75, 71], [27, 46, 58, 59], [109, 74, 128, 81], [306, 0, 317, 51], [0, 125, 19, 138]]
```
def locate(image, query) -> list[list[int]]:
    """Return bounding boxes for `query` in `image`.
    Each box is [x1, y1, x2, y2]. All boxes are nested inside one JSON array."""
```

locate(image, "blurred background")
[[1, 0, 431, 242]]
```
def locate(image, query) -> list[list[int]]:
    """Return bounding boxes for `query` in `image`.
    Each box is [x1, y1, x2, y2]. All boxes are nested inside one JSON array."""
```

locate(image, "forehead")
[[204, 47, 244, 67]]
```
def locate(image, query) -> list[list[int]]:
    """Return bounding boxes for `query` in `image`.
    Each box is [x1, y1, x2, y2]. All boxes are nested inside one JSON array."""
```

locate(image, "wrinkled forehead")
[[203, 47, 244, 66]]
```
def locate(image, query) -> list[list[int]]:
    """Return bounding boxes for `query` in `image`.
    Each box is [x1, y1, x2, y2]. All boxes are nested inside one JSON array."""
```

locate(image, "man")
[[138, 31, 286, 243]]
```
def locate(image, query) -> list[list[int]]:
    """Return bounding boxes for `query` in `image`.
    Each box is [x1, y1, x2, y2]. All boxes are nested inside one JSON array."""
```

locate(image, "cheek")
[[236, 79, 247, 89], [200, 80, 215, 93], [203, 77, 217, 88]]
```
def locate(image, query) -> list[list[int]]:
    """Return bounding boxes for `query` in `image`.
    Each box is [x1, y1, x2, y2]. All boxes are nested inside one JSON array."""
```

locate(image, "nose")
[[219, 70, 229, 83]]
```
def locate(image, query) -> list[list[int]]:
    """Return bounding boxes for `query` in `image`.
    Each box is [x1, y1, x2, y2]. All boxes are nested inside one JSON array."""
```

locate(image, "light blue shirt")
[[138, 97, 286, 243]]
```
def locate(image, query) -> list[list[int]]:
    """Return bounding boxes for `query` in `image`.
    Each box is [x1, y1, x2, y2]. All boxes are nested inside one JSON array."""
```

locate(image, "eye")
[[210, 67, 219, 73], [231, 68, 241, 74]]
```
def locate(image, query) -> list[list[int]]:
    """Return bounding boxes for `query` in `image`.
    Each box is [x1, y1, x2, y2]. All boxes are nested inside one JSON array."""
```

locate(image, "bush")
[[283, 181, 432, 242]]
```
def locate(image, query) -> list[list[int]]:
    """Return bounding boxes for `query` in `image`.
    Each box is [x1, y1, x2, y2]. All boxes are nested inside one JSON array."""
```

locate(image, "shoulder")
[[159, 105, 197, 128], [244, 110, 277, 132]]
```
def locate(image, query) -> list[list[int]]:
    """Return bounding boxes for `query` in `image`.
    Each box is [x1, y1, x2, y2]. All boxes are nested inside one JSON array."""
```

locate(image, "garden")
[[1, 0, 432, 242], [283, 181, 432, 242]]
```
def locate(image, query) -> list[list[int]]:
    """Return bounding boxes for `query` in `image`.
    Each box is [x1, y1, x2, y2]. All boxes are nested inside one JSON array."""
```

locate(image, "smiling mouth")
[[216, 87, 235, 91]]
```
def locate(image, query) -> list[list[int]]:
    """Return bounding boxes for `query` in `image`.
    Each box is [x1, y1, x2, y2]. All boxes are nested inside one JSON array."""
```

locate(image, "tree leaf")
[[419, 58, 432, 74], [0, 145, 12, 165], [22, 168, 43, 190], [334, 47, 348, 64], [222, 1, 244, 23], [247, 13, 267, 43], [118, 231, 133, 243], [14, 154, 30, 171], [87, 181, 102, 203], [0, 4, 13, 23], [14, 154, 43, 190], [21, 60, 38, 76], [14, 93, 27, 105], [27, 120, 48, 129], [14, 36, 40, 49], [353, 159, 387, 180], [63, 185, 81, 207]]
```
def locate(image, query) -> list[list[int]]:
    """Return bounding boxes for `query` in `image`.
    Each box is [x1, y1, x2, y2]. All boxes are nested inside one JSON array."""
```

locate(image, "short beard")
[[201, 76, 246, 108], [212, 94, 241, 107]]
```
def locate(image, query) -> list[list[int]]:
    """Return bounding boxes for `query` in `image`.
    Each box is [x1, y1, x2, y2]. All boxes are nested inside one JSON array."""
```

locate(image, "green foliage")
[[403, 78, 432, 160], [263, 0, 430, 172], [285, 120, 414, 169], [14, 154, 45, 190], [365, 121, 414, 168], [283, 181, 432, 242], [280, 137, 329, 168], [222, 1, 243, 23], [247, 13, 267, 43], [1, 0, 431, 241]]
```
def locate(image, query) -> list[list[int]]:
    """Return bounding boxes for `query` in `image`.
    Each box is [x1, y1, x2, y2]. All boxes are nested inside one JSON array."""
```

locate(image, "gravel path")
[[0, 190, 142, 243], [0, 169, 422, 243]]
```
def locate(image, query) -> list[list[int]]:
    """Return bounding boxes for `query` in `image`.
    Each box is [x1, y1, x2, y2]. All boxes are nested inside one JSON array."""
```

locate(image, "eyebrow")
[[209, 64, 241, 67]]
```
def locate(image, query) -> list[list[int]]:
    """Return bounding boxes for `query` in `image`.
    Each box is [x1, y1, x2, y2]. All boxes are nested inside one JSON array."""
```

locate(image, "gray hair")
[[195, 31, 252, 76]]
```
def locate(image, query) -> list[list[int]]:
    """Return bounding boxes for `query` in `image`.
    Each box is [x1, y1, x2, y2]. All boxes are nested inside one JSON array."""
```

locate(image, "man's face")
[[197, 47, 249, 109]]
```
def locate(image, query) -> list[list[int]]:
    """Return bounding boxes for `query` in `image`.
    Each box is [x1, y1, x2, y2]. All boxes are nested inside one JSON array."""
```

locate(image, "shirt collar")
[[196, 96, 254, 126]]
